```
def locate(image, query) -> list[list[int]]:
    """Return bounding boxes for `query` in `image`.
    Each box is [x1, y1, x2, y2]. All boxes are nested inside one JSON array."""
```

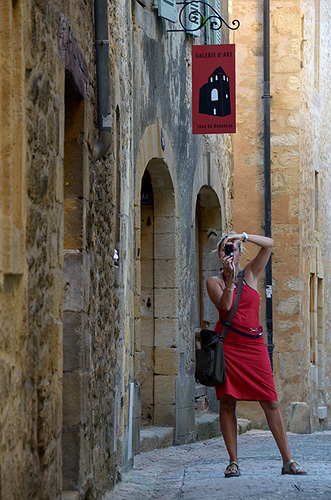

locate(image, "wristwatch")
[[242, 232, 248, 242]]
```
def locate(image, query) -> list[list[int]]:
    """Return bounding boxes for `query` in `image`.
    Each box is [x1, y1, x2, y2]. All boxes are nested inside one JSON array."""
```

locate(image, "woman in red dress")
[[206, 232, 307, 478]]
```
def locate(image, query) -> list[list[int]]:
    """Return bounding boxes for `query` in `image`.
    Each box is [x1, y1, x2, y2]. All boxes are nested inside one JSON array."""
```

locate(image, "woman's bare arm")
[[227, 233, 274, 289], [206, 275, 235, 311]]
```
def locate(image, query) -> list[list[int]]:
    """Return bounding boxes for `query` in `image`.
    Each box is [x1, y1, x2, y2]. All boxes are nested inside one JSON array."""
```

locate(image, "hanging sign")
[[192, 44, 236, 134]]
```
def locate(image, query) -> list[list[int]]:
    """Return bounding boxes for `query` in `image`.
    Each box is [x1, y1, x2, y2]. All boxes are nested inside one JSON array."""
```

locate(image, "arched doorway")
[[194, 186, 222, 330], [136, 159, 179, 429], [194, 186, 222, 412], [140, 169, 155, 425]]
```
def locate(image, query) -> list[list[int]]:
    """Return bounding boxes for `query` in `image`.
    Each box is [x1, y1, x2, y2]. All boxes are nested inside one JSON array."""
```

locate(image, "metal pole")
[[263, 0, 274, 369]]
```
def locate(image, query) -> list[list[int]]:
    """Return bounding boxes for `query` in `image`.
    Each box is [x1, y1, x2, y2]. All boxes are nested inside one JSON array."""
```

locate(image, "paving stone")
[[103, 430, 331, 500]]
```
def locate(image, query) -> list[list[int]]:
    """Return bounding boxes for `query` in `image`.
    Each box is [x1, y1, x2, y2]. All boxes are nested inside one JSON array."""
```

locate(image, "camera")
[[224, 243, 234, 257]]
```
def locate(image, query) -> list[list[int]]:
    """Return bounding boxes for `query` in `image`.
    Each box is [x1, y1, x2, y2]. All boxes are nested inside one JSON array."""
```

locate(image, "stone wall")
[[1, 0, 235, 498], [23, 0, 99, 496], [299, 0, 331, 430], [0, 0, 124, 497], [233, 0, 331, 430], [130, 0, 233, 451], [268, 0, 302, 414]]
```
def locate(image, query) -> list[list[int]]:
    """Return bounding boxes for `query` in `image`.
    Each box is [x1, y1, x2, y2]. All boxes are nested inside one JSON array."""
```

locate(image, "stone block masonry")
[[0, 0, 126, 497], [233, 0, 331, 430], [1, 0, 237, 497]]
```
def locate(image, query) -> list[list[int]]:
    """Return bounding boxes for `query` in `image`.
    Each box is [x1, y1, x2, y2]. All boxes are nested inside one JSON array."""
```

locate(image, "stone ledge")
[[237, 418, 252, 435], [138, 416, 252, 454], [139, 426, 174, 453], [62, 492, 80, 500], [287, 401, 312, 434], [195, 413, 252, 441], [195, 412, 221, 441]]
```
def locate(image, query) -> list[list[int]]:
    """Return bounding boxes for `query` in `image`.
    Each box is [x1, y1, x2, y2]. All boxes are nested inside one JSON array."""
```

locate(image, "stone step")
[[237, 417, 252, 435], [195, 412, 220, 441], [138, 416, 252, 454], [62, 492, 80, 500], [195, 412, 252, 441], [140, 426, 174, 453]]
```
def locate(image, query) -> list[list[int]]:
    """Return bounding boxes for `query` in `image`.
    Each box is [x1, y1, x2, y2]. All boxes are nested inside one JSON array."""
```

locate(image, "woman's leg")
[[259, 400, 307, 473], [259, 400, 291, 465], [219, 395, 238, 472]]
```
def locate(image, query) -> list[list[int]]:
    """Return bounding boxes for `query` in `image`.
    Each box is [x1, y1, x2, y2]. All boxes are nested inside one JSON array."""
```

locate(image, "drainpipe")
[[263, 0, 274, 369], [94, 0, 112, 160]]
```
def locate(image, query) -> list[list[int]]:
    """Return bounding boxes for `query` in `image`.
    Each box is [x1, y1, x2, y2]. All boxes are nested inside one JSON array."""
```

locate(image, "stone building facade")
[[232, 0, 331, 431], [1, 0, 233, 498], [2, 0, 330, 497]]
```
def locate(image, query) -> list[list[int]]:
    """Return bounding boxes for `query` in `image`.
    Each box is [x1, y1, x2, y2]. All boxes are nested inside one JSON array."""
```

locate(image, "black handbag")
[[195, 271, 244, 387], [195, 329, 226, 386]]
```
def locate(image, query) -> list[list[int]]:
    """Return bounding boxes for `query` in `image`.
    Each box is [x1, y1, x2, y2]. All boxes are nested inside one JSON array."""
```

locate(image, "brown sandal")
[[224, 461, 240, 477]]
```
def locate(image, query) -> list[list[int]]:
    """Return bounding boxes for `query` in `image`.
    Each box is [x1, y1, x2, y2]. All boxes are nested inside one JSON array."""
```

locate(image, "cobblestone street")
[[104, 430, 331, 500]]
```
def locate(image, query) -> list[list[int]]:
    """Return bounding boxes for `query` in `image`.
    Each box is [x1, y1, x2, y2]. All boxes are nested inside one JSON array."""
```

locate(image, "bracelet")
[[242, 232, 248, 242], [226, 287, 235, 292]]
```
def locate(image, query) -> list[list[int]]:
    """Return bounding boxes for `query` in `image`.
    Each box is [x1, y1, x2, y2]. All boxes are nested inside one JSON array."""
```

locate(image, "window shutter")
[[185, 1, 201, 36], [205, 3, 211, 44], [214, 0, 222, 44], [155, 0, 177, 23]]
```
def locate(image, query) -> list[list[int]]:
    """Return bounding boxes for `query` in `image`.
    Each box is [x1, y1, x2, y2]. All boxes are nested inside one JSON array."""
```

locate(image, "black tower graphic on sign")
[[199, 66, 231, 117]]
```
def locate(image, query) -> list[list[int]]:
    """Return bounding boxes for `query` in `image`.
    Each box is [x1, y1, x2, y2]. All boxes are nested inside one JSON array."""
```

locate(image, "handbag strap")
[[220, 269, 244, 341]]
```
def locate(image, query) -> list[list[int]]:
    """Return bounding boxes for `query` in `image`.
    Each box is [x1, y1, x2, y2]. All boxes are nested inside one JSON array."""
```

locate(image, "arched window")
[[211, 88, 218, 101]]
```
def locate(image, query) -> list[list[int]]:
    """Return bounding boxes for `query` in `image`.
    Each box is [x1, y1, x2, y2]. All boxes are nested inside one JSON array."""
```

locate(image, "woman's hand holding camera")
[[223, 260, 234, 282], [222, 242, 235, 281]]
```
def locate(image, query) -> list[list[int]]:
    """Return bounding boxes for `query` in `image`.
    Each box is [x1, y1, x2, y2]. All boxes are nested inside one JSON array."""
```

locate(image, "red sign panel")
[[192, 44, 236, 134]]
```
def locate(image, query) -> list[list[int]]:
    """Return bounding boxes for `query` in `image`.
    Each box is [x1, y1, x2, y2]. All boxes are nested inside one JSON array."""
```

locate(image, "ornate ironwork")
[[167, 1, 240, 33]]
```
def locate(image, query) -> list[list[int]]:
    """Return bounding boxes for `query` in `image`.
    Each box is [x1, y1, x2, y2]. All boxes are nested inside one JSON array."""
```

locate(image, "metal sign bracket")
[[167, 1, 240, 34]]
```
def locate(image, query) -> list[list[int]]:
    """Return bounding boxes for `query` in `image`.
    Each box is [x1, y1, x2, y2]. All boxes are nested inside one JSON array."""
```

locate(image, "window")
[[154, 0, 177, 23], [211, 89, 218, 101], [209, 0, 229, 45], [314, 170, 319, 231], [310, 273, 316, 365], [213, 0, 222, 44], [185, 0, 201, 36]]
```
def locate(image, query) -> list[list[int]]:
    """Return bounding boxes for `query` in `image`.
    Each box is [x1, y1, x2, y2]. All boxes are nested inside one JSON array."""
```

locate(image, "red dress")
[[215, 281, 277, 401]]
